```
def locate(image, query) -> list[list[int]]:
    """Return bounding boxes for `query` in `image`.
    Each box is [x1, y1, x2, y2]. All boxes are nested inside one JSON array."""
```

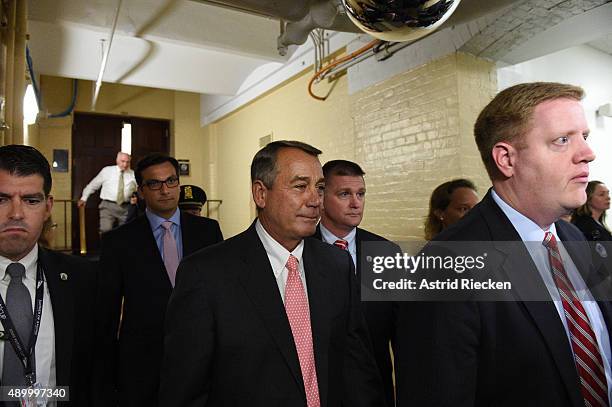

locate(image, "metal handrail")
[[48, 199, 74, 252], [205, 199, 222, 218]]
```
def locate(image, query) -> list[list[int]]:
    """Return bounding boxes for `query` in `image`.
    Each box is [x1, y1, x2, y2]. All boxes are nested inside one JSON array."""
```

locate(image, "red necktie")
[[284, 255, 320, 407], [333, 239, 348, 251], [543, 232, 609, 407]]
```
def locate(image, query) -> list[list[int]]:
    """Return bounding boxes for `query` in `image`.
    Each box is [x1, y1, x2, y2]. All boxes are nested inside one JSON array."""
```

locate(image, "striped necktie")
[[333, 239, 348, 251], [543, 232, 609, 407]]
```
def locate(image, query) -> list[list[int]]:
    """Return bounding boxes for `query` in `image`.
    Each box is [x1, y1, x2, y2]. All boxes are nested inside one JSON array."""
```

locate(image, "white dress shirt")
[[255, 220, 308, 304], [319, 223, 357, 267], [492, 189, 612, 402], [0, 244, 56, 388], [80, 165, 136, 203]]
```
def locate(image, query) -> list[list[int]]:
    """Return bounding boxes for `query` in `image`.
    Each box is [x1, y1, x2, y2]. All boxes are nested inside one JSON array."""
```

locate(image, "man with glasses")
[[98, 153, 223, 406]]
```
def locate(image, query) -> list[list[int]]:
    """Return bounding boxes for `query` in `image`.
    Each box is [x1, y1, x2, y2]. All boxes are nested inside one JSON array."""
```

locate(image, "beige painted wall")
[[204, 69, 355, 237], [28, 51, 495, 246], [30, 76, 207, 248], [205, 52, 496, 240]]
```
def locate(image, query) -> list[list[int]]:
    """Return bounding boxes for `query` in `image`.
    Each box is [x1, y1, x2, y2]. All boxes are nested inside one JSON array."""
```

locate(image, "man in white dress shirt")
[[78, 151, 136, 233], [0, 145, 97, 406]]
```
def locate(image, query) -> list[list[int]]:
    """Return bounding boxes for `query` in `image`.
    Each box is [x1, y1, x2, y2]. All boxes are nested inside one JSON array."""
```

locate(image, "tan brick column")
[[352, 52, 496, 241]]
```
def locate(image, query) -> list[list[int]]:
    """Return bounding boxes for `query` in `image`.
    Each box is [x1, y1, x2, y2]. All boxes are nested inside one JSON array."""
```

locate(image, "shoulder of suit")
[[40, 248, 97, 275], [572, 215, 594, 228], [557, 219, 587, 241], [305, 236, 351, 262], [357, 227, 389, 242], [103, 214, 148, 238], [182, 227, 242, 261], [185, 213, 220, 228], [434, 204, 491, 242]]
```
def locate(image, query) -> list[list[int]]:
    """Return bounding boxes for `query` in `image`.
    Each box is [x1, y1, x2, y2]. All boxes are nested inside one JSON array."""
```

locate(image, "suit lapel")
[[312, 224, 323, 241], [557, 221, 612, 364], [235, 223, 305, 395], [39, 248, 74, 386], [303, 239, 331, 406], [355, 228, 363, 278], [136, 215, 172, 289], [480, 192, 584, 407]]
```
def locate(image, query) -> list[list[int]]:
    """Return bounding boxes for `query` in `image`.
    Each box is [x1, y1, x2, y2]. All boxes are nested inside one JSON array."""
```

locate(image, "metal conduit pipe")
[[92, 0, 123, 110]]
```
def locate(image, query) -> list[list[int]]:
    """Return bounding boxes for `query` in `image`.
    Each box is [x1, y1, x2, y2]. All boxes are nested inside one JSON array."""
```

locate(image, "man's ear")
[[45, 195, 54, 221], [491, 142, 516, 178], [252, 180, 267, 210]]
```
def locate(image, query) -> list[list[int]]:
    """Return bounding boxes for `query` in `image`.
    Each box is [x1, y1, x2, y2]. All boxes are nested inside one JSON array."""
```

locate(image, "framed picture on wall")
[[178, 159, 190, 176], [52, 149, 69, 172]]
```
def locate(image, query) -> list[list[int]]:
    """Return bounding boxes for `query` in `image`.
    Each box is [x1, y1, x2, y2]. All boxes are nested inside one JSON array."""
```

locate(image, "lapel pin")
[[60, 273, 69, 281], [595, 243, 607, 259]]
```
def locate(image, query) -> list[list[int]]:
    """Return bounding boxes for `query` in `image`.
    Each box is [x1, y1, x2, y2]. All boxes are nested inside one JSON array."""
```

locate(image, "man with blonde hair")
[[396, 82, 612, 407]]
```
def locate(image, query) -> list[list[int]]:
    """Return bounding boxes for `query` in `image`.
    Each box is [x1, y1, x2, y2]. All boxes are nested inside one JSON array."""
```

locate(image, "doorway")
[[71, 112, 170, 255]]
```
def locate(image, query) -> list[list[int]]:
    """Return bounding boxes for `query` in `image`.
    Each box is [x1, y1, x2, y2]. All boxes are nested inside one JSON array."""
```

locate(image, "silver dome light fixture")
[[342, 0, 462, 42]]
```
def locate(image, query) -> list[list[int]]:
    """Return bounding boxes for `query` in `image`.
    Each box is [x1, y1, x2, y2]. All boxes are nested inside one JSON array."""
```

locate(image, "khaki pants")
[[99, 200, 128, 233]]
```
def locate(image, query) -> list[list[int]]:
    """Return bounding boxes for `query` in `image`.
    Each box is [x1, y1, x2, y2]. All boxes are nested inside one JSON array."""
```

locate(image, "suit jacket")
[[98, 211, 223, 407], [395, 190, 612, 407], [0, 248, 97, 406], [159, 221, 385, 407], [573, 214, 612, 241], [313, 225, 398, 407]]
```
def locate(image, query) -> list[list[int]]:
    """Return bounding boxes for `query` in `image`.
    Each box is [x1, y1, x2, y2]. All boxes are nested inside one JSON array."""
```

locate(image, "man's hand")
[[77, 199, 86, 208]]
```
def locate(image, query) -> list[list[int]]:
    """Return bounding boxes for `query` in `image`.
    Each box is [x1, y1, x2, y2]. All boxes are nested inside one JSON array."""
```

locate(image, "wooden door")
[[72, 112, 170, 255]]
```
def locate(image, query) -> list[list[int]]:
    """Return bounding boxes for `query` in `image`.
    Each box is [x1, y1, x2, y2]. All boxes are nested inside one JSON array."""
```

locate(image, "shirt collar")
[[0, 244, 39, 282], [146, 207, 181, 230], [255, 219, 304, 279], [491, 189, 558, 243], [319, 223, 356, 247]]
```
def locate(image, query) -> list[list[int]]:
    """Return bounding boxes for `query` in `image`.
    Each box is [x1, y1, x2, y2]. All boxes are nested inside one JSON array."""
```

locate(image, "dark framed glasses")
[[143, 176, 179, 190]]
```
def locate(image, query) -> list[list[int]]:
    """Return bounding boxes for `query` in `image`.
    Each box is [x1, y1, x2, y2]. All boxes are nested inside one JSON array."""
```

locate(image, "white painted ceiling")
[[27, 0, 288, 95], [27, 0, 612, 97]]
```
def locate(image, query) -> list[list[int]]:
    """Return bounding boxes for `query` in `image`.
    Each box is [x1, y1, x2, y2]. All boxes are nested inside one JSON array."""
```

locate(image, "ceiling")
[[27, 0, 289, 95], [26, 0, 612, 98]]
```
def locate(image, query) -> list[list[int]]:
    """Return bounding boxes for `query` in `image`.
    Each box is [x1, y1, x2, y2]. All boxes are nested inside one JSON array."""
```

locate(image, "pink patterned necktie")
[[161, 221, 179, 287], [333, 239, 348, 251], [543, 232, 609, 407], [284, 255, 320, 407]]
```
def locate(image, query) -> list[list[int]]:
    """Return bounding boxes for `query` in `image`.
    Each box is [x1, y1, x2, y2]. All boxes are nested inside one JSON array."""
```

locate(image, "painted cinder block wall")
[[204, 52, 496, 240]]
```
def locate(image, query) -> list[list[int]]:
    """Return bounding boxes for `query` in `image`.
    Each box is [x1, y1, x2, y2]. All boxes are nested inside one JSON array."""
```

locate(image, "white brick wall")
[[352, 53, 495, 241]]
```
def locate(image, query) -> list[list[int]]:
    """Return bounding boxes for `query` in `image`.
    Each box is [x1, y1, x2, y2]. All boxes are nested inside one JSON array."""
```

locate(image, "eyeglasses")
[[143, 176, 179, 190]]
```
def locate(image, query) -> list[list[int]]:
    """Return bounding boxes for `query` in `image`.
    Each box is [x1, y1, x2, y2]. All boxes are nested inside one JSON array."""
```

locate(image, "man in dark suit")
[[312, 159, 397, 406], [98, 153, 223, 407], [159, 140, 385, 407], [395, 82, 612, 407], [0, 145, 97, 406]]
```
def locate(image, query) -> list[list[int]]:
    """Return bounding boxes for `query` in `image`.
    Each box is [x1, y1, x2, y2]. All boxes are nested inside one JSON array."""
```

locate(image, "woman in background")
[[572, 180, 611, 241], [424, 178, 479, 240]]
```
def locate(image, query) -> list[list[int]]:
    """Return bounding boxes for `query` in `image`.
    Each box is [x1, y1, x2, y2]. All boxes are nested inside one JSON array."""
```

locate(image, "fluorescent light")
[[23, 84, 38, 125]]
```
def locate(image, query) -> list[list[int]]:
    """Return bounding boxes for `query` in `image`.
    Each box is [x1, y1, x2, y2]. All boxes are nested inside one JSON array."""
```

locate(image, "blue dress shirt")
[[146, 208, 183, 262]]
